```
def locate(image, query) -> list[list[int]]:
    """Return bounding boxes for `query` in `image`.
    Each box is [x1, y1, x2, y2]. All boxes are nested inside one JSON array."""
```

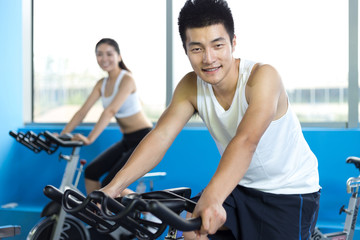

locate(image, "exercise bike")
[[10, 130, 168, 240], [9, 130, 90, 240], [311, 156, 360, 240], [43, 184, 201, 240]]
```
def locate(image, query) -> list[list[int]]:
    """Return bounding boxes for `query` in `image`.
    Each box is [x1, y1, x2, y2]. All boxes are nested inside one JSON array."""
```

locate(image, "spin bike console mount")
[[9, 130, 82, 154]]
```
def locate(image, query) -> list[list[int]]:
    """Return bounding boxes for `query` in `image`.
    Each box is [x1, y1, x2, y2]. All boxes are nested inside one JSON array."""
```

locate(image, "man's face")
[[185, 23, 236, 86]]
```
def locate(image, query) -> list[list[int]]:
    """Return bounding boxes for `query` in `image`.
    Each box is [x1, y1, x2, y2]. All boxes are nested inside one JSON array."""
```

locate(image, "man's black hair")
[[178, 0, 235, 51]]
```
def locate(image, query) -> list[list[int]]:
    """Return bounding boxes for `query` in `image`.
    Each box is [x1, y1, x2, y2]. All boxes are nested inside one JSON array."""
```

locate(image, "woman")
[[60, 38, 153, 195]]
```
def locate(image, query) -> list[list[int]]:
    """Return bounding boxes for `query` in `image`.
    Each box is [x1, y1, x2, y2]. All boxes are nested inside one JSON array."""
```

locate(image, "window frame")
[[348, 0, 359, 128], [23, 0, 33, 124], [24, 0, 358, 128]]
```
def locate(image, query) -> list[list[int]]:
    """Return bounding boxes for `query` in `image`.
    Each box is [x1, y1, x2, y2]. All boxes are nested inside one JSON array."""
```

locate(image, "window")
[[31, 0, 355, 126], [173, 0, 348, 123], [33, 0, 166, 123]]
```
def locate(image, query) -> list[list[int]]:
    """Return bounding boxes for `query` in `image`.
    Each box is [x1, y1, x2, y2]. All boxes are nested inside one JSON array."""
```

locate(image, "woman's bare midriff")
[[116, 111, 153, 134]]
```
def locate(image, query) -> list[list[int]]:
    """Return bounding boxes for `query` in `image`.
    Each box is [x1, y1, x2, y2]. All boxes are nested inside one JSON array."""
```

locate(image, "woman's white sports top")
[[101, 70, 142, 118]]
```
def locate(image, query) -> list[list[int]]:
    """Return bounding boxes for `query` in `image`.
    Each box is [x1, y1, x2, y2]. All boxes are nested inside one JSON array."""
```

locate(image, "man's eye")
[[191, 48, 201, 52], [215, 44, 224, 48]]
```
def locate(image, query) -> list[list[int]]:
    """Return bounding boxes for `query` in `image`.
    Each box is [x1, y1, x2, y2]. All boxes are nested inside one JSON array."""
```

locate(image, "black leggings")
[[84, 128, 152, 187]]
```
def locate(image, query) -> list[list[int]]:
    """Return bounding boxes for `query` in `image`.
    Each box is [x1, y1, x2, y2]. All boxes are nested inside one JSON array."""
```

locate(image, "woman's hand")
[[99, 184, 121, 199], [72, 133, 91, 145]]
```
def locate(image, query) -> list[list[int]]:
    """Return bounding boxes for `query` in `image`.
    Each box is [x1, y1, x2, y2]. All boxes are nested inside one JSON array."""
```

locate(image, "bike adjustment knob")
[[339, 205, 345, 214], [58, 152, 70, 161], [339, 205, 350, 215]]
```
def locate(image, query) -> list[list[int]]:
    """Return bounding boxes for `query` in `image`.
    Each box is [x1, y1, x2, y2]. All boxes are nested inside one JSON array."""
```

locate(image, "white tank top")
[[101, 70, 142, 118], [196, 59, 320, 194]]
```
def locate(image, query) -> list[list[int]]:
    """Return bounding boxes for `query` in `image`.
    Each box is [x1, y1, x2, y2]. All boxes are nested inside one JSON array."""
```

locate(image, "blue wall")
[[0, 1, 28, 238], [1, 0, 360, 239], [2, 126, 360, 239], [3, 127, 360, 213], [0, 0, 23, 205], [2, 126, 220, 207]]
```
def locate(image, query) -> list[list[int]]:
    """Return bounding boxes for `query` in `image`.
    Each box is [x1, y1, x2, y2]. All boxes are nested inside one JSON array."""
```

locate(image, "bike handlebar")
[[9, 130, 83, 154], [43, 131, 83, 147], [44, 185, 201, 240]]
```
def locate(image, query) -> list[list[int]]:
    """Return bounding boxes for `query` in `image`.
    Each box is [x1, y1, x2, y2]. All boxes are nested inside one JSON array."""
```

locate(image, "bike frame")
[[343, 176, 360, 239], [312, 158, 360, 240], [51, 145, 82, 240], [9, 130, 86, 240]]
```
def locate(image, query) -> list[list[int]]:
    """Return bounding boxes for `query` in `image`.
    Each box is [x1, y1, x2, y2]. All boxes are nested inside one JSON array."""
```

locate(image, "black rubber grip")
[[44, 131, 83, 147], [148, 200, 202, 231]]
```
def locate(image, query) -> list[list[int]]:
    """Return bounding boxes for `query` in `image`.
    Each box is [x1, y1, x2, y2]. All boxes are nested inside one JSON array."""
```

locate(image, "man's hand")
[[192, 194, 227, 238]]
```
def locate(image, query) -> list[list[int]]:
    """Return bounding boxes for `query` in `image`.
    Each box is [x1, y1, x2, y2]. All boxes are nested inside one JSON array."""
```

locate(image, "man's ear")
[[231, 34, 237, 53]]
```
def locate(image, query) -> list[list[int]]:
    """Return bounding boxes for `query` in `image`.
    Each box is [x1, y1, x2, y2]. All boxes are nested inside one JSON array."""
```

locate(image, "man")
[[101, 0, 320, 239]]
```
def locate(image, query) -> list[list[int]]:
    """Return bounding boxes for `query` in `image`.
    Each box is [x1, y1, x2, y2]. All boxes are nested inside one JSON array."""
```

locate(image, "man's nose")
[[203, 48, 215, 64]]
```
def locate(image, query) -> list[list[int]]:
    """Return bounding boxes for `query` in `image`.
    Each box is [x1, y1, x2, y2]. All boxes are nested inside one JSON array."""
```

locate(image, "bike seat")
[[346, 156, 360, 170]]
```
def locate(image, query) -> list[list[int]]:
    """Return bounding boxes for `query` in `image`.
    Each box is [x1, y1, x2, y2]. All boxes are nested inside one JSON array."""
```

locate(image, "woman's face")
[[96, 43, 121, 72]]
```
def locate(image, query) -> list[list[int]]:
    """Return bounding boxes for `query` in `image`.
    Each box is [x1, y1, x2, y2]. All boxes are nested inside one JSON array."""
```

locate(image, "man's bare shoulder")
[[176, 71, 197, 90], [246, 63, 287, 119], [172, 71, 198, 107], [249, 64, 280, 84], [182, 71, 197, 82]]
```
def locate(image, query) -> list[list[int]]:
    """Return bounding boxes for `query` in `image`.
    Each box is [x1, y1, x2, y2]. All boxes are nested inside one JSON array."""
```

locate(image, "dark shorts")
[[192, 185, 320, 240]]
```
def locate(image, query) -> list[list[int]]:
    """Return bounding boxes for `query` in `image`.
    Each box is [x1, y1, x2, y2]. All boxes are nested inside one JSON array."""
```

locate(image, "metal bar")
[[166, 0, 173, 107], [348, 0, 358, 128]]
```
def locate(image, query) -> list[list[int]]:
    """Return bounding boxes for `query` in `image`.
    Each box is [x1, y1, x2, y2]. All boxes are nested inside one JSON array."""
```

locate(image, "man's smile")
[[202, 66, 221, 73]]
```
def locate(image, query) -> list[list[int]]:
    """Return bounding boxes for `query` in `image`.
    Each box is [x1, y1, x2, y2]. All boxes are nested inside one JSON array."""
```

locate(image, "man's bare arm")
[[100, 72, 198, 198]]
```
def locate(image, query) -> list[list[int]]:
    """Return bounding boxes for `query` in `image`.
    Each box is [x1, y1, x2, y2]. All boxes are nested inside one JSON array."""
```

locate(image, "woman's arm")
[[61, 80, 102, 135], [80, 73, 136, 144]]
